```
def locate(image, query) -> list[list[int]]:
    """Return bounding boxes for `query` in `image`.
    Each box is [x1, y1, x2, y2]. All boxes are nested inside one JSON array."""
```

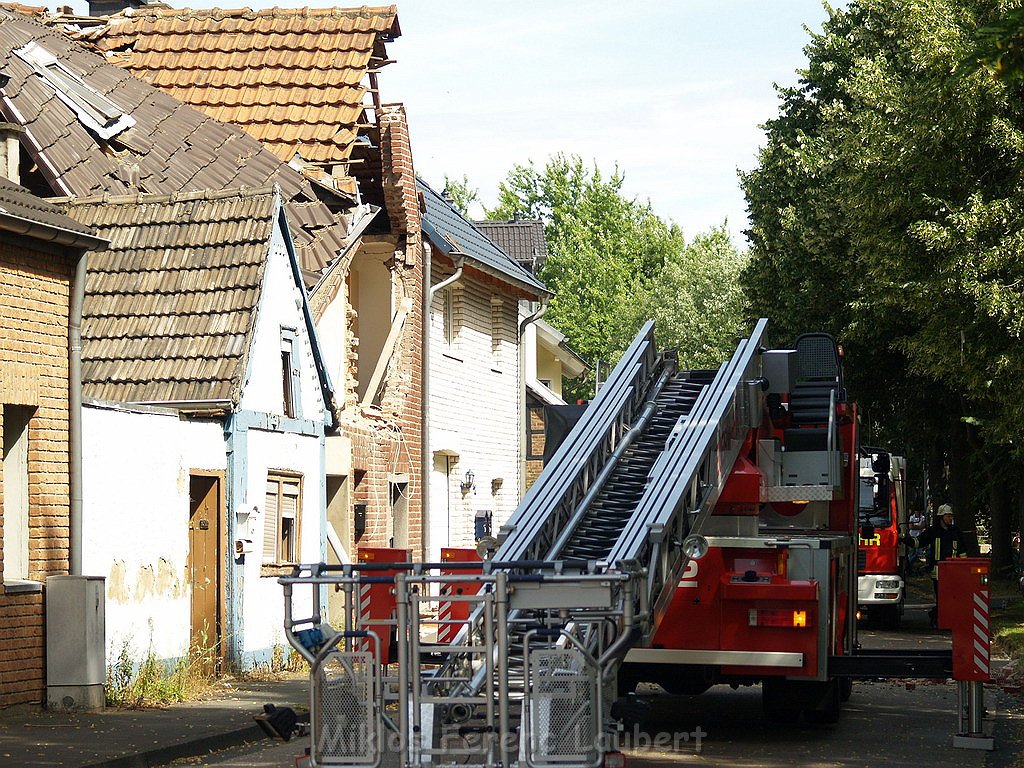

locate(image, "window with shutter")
[[263, 473, 303, 564], [263, 480, 279, 562]]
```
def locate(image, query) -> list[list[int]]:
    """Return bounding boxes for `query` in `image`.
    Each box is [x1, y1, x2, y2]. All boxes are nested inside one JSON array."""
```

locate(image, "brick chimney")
[[0, 122, 25, 185], [88, 0, 148, 16]]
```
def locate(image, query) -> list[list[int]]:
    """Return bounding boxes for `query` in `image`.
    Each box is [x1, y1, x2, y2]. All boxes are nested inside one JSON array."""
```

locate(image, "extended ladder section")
[[497, 318, 770, 639]]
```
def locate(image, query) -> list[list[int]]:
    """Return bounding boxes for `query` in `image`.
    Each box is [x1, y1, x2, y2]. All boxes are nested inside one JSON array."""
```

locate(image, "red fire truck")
[[856, 448, 908, 628], [282, 320, 989, 767], [616, 331, 859, 723]]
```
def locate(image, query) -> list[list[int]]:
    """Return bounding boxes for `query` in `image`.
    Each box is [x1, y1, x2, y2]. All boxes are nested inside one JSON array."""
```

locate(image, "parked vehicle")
[[856, 448, 908, 628]]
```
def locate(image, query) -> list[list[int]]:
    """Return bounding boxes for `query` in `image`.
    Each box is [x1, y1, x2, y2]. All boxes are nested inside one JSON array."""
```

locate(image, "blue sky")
[[384, 1, 837, 243], [64, 0, 837, 244]]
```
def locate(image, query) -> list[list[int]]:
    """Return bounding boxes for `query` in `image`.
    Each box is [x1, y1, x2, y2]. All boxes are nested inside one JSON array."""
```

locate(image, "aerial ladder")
[[280, 318, 861, 768]]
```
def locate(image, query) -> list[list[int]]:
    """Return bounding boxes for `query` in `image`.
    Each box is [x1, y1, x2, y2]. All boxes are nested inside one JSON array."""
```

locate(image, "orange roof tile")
[[83, 5, 398, 171]]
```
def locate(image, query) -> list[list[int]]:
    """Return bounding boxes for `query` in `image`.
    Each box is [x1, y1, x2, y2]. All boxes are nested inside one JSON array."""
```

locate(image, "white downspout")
[[517, 302, 547, 498], [423, 250, 464, 562], [69, 252, 86, 575]]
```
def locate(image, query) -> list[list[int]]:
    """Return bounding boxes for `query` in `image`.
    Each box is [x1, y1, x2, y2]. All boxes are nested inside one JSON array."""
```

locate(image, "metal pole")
[[968, 681, 984, 735], [396, 574, 410, 768], [495, 572, 511, 768], [483, 586, 496, 766]]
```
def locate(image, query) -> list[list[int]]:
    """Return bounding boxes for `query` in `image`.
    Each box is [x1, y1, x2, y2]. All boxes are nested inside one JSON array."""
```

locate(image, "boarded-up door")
[[188, 475, 221, 666]]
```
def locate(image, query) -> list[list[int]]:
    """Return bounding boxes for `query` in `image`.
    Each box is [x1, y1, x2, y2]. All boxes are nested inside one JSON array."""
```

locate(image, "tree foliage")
[[441, 174, 479, 215], [486, 154, 688, 392], [741, 0, 1024, 564], [620, 226, 749, 370]]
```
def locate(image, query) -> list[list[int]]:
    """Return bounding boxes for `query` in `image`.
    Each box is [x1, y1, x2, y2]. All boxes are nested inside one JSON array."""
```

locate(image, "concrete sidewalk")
[[0, 675, 309, 768]]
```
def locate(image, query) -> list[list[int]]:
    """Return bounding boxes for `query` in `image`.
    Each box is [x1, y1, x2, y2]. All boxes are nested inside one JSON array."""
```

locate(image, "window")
[[263, 473, 302, 563], [280, 328, 300, 419], [3, 405, 33, 581], [390, 479, 409, 549], [15, 42, 135, 140]]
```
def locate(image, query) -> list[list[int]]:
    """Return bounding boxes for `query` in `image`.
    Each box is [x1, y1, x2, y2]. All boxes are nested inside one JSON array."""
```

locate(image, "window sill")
[[260, 564, 297, 578], [4, 579, 43, 594]]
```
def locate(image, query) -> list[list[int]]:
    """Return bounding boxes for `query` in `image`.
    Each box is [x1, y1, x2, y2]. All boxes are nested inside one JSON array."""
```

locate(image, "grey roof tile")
[[472, 218, 549, 275], [417, 177, 547, 296], [0, 175, 95, 237], [0, 7, 353, 281], [58, 187, 278, 405]]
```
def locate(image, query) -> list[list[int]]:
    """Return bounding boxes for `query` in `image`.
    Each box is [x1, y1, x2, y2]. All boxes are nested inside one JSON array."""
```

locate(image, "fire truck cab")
[[856, 448, 908, 627]]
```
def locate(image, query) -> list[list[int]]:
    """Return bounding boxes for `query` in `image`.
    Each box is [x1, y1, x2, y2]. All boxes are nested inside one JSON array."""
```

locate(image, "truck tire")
[[761, 679, 802, 723], [804, 679, 841, 724], [839, 677, 853, 702]]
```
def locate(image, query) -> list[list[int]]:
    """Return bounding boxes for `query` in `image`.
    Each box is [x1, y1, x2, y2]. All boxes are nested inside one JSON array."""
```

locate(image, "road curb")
[[79, 724, 266, 768]]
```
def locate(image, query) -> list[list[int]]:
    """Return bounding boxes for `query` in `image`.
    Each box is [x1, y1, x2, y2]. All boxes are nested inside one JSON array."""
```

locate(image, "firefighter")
[[908, 504, 967, 627]]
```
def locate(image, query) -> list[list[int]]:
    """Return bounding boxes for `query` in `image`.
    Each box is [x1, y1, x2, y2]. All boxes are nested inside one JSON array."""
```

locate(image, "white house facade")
[[418, 180, 549, 562], [67, 188, 334, 668]]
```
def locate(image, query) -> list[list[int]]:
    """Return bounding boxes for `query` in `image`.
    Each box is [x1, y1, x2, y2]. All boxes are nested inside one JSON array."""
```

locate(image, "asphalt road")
[[180, 596, 1023, 768]]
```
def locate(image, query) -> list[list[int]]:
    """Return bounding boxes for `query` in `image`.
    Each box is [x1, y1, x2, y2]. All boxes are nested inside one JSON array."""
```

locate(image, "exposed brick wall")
[[345, 103, 424, 559], [0, 236, 75, 707], [525, 398, 546, 491]]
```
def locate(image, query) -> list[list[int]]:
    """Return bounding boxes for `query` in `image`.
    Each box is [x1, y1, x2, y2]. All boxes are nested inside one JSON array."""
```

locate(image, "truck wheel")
[[804, 679, 841, 725], [761, 679, 801, 723], [839, 677, 853, 702]]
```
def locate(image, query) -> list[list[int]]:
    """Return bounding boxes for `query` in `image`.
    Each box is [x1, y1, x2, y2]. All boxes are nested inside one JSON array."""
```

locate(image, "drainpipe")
[[517, 301, 547, 498], [69, 252, 86, 575], [423, 251, 464, 562]]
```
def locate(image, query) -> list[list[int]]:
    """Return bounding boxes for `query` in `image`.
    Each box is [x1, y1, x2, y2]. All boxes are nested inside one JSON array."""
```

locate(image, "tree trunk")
[[949, 421, 977, 553], [926, 432, 946, 523], [989, 471, 1012, 572]]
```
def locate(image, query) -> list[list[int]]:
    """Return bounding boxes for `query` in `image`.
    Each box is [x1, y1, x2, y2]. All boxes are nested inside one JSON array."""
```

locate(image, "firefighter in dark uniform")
[[909, 503, 967, 627]]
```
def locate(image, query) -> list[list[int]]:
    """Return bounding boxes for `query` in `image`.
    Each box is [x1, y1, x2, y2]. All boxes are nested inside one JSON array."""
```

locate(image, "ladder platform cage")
[[280, 564, 633, 768]]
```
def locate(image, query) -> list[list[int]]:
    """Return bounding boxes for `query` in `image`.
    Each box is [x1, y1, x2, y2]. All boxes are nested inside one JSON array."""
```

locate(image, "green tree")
[[620, 226, 749, 370], [486, 154, 685, 395], [741, 0, 1024, 568], [441, 174, 479, 215]]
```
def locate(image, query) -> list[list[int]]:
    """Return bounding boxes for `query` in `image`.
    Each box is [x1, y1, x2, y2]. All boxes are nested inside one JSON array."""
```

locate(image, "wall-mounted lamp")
[[460, 469, 475, 494]]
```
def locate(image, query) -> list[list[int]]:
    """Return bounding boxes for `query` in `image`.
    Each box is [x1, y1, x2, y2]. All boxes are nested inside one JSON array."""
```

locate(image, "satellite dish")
[[475, 536, 498, 559]]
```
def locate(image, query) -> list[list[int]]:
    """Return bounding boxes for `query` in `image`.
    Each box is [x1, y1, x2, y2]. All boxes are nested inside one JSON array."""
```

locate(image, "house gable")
[[0, 7, 354, 279], [238, 203, 330, 423]]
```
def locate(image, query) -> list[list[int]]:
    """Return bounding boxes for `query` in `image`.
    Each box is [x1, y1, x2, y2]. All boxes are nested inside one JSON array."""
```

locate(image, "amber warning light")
[[748, 608, 811, 628]]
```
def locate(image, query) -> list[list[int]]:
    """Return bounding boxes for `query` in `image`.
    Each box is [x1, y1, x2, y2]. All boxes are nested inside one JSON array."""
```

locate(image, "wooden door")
[[188, 475, 221, 667]]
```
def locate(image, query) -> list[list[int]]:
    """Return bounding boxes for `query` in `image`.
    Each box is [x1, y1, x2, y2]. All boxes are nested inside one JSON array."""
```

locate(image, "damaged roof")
[[0, 173, 103, 247], [472, 218, 548, 276], [418, 177, 548, 299], [80, 5, 400, 195], [58, 186, 282, 405], [0, 7, 352, 278]]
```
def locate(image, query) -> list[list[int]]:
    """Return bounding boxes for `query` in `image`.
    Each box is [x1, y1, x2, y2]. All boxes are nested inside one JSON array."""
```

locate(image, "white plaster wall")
[[239, 427, 323, 655], [427, 272, 521, 562], [236, 216, 328, 659], [81, 403, 225, 662], [536, 346, 564, 399], [316, 281, 347, 405], [239, 221, 326, 421]]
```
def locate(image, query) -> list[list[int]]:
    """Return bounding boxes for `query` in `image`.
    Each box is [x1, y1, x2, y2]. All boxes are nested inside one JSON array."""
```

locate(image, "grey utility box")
[[46, 575, 105, 710]]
